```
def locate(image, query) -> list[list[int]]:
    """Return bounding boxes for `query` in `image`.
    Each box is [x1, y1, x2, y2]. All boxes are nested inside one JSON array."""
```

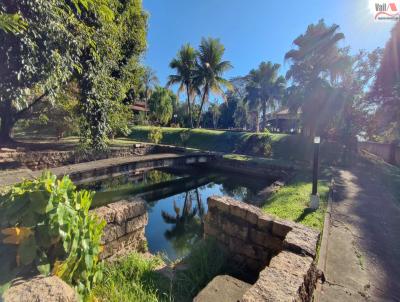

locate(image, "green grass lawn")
[[262, 171, 331, 231], [128, 126, 287, 154]]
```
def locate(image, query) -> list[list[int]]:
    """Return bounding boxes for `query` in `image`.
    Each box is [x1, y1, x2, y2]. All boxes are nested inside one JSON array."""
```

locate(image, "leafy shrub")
[[148, 126, 163, 144], [0, 172, 105, 298], [235, 135, 272, 157], [179, 129, 191, 147]]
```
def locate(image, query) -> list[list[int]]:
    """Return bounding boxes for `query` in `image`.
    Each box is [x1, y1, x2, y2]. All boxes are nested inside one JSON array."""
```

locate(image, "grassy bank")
[[129, 126, 346, 165], [129, 126, 287, 154], [262, 170, 331, 231]]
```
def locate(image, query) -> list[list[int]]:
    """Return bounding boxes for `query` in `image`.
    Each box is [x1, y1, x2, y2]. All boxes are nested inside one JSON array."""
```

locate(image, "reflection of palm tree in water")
[[160, 190, 205, 256]]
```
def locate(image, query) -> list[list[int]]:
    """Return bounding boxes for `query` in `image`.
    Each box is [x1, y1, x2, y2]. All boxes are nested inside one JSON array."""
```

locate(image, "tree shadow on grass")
[[295, 207, 316, 223]]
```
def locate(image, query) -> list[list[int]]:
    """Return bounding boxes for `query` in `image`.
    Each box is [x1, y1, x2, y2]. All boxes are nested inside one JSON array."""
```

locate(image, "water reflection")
[[80, 168, 274, 261]]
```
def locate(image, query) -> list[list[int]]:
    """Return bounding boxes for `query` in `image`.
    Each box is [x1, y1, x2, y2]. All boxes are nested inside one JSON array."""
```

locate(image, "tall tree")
[[167, 44, 198, 128], [284, 19, 347, 137], [0, 1, 92, 144], [194, 37, 233, 128], [245, 62, 286, 131], [209, 102, 221, 128], [78, 0, 147, 150], [148, 86, 175, 125], [142, 67, 159, 104], [369, 22, 400, 142]]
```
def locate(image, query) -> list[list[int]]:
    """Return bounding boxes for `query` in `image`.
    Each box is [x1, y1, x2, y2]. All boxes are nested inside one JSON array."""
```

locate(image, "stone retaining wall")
[[204, 196, 320, 301], [208, 157, 293, 179], [90, 198, 148, 260], [0, 143, 187, 170]]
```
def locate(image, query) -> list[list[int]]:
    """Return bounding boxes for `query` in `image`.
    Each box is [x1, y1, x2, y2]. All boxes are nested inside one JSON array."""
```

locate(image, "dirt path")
[[319, 163, 400, 301]]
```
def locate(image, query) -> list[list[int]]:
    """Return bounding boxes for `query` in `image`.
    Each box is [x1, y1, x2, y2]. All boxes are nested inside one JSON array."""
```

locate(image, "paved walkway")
[[319, 163, 400, 301]]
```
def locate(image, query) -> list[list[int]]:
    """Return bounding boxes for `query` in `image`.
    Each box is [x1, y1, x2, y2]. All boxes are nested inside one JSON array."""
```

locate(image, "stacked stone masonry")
[[0, 143, 187, 170], [204, 196, 320, 301], [90, 197, 148, 260]]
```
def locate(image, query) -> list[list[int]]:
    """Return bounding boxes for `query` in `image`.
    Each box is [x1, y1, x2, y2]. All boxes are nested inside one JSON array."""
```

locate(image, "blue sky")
[[143, 0, 393, 87]]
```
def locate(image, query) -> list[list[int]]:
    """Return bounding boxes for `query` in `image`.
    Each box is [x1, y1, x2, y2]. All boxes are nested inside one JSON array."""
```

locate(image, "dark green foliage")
[[235, 135, 272, 157], [0, 0, 89, 143], [0, 172, 105, 298], [78, 0, 148, 150], [148, 87, 175, 126]]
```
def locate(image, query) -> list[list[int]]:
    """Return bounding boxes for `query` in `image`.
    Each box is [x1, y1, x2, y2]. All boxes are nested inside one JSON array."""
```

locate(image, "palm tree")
[[245, 78, 262, 132], [167, 44, 198, 128], [194, 37, 233, 128], [284, 19, 346, 137], [142, 67, 159, 105], [246, 62, 286, 131]]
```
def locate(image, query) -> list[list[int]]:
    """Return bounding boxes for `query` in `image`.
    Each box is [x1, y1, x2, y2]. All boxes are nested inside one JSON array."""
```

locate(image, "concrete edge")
[[313, 176, 334, 302]]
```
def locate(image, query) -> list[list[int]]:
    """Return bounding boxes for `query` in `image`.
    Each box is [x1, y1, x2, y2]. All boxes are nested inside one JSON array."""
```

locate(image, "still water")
[[81, 168, 273, 261]]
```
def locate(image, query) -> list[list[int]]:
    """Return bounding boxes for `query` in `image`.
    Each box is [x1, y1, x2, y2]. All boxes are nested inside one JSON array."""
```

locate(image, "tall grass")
[[171, 239, 228, 301], [93, 253, 170, 302], [93, 239, 228, 302]]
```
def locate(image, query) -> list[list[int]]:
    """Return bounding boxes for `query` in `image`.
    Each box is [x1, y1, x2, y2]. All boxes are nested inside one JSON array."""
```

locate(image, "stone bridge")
[[0, 152, 218, 187]]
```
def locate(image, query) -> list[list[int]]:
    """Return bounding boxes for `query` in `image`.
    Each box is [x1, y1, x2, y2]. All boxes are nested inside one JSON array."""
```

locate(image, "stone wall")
[[359, 141, 400, 165], [203, 196, 320, 301], [207, 157, 293, 179], [90, 197, 148, 260], [0, 143, 187, 170]]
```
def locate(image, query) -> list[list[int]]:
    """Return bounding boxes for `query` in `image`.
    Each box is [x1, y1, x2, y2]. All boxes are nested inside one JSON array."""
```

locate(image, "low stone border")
[[90, 197, 148, 260], [313, 178, 334, 301], [202, 196, 321, 301]]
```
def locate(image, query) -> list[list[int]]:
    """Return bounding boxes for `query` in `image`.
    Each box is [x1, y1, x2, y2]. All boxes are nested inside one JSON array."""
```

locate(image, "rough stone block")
[[228, 236, 256, 258], [126, 214, 148, 233], [230, 203, 248, 220], [110, 198, 146, 225], [271, 219, 293, 238], [242, 251, 316, 302], [222, 220, 248, 240], [256, 213, 274, 232], [208, 196, 231, 212], [283, 224, 320, 258], [91, 206, 116, 224], [101, 227, 145, 260], [101, 222, 126, 244], [4, 275, 78, 302], [249, 228, 283, 252], [193, 275, 251, 302], [204, 222, 220, 238]]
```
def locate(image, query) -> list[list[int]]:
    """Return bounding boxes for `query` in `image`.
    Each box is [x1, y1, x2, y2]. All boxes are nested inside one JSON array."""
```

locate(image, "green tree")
[[148, 87, 175, 125], [0, 1, 96, 144], [194, 38, 233, 128], [369, 22, 400, 142], [234, 100, 249, 129], [246, 62, 285, 131], [78, 0, 147, 150], [167, 44, 198, 128], [284, 19, 347, 137], [218, 91, 240, 128], [210, 103, 221, 128], [141, 67, 159, 104]]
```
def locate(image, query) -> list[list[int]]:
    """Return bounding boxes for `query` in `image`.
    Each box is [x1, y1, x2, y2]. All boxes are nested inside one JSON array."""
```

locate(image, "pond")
[[80, 167, 275, 261]]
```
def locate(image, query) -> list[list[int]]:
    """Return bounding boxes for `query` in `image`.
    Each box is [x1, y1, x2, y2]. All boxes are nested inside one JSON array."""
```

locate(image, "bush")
[[235, 135, 272, 157], [148, 127, 163, 144], [0, 172, 105, 299], [179, 129, 191, 147]]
